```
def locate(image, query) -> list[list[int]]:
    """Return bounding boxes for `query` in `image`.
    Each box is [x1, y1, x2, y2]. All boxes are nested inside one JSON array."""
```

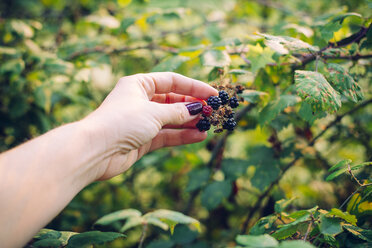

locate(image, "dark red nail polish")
[[186, 102, 203, 115]]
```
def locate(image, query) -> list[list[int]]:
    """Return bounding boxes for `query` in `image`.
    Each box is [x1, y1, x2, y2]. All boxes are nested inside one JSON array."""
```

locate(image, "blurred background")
[[0, 0, 371, 247]]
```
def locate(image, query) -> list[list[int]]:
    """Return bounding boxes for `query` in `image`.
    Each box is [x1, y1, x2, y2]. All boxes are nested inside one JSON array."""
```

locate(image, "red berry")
[[202, 105, 213, 117]]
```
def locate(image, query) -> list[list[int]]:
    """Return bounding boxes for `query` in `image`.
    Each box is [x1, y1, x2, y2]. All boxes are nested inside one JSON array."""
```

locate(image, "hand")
[[83, 72, 218, 180]]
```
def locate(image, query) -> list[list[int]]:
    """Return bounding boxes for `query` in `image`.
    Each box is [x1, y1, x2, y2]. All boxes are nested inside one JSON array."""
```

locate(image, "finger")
[[151, 93, 200, 104], [138, 72, 218, 99], [155, 102, 202, 126], [163, 117, 201, 129], [149, 129, 207, 152]]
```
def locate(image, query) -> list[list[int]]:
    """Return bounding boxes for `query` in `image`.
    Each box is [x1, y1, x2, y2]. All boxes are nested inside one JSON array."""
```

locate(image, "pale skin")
[[0, 72, 218, 248]]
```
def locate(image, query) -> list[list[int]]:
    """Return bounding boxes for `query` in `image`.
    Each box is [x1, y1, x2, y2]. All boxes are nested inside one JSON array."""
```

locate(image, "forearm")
[[0, 120, 108, 247]]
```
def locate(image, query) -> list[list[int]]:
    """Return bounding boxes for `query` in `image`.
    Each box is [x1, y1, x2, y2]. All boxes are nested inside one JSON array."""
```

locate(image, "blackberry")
[[235, 85, 244, 94], [202, 105, 213, 117], [224, 110, 235, 119], [207, 96, 222, 110], [219, 90, 229, 105], [196, 118, 211, 132], [223, 118, 237, 131], [229, 97, 239, 108]]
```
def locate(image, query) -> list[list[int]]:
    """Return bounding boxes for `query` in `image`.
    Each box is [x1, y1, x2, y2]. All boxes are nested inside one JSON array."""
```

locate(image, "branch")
[[240, 156, 300, 234], [295, 23, 372, 68], [310, 98, 372, 146], [65, 44, 179, 60]]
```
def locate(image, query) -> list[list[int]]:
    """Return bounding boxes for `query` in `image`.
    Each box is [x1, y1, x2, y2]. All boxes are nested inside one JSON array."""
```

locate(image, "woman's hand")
[[83, 72, 218, 180]]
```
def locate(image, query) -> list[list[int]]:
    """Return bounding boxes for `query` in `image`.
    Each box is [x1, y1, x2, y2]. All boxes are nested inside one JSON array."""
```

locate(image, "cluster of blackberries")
[[196, 89, 242, 132]]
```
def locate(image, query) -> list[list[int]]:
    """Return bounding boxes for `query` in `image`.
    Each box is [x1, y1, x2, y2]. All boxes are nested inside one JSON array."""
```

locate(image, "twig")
[[303, 214, 314, 241], [339, 186, 361, 210], [240, 156, 300, 233], [339, 182, 372, 210], [347, 163, 362, 186], [138, 223, 148, 248], [65, 44, 179, 60]]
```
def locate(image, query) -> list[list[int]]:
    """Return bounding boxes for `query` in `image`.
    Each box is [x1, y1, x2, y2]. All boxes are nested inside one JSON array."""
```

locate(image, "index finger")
[[139, 72, 218, 100]]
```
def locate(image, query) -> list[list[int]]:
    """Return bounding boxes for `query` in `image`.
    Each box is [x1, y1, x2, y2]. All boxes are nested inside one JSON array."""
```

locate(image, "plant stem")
[[138, 223, 148, 248]]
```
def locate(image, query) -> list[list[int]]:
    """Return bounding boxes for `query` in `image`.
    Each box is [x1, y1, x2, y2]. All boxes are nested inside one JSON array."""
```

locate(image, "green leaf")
[[0, 58, 25, 75], [200, 49, 231, 68], [278, 240, 315, 248], [186, 168, 210, 192], [242, 90, 268, 104], [326, 159, 352, 181], [246, 44, 275, 72], [144, 217, 168, 230], [320, 216, 343, 236], [9, 95, 30, 119], [259, 95, 300, 125], [274, 198, 296, 213], [0, 46, 19, 56], [320, 22, 342, 41], [213, 38, 242, 47], [258, 33, 319, 54], [144, 209, 200, 234], [249, 215, 278, 235], [327, 208, 357, 226], [33, 239, 63, 248], [170, 225, 198, 245], [273, 211, 311, 240], [9, 20, 34, 38], [39, 230, 62, 240], [95, 209, 142, 226], [332, 12, 362, 24], [295, 70, 341, 113], [298, 101, 326, 125], [249, 146, 280, 191], [271, 224, 299, 240], [152, 55, 190, 72], [120, 216, 144, 232], [350, 161, 372, 170], [327, 63, 364, 103], [236, 234, 279, 247], [328, 159, 352, 172], [120, 17, 136, 32], [228, 69, 250, 75], [221, 159, 248, 180], [201, 180, 232, 210], [66, 231, 125, 248]]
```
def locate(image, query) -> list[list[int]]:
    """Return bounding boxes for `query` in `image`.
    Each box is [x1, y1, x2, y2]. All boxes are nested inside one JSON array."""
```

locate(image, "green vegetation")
[[0, 0, 371, 247]]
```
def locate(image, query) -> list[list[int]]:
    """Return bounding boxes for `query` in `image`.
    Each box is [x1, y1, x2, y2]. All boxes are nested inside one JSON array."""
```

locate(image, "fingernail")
[[186, 102, 203, 115]]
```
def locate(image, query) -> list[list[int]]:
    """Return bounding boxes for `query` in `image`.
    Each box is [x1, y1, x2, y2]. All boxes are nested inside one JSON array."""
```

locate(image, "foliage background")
[[0, 0, 371, 247]]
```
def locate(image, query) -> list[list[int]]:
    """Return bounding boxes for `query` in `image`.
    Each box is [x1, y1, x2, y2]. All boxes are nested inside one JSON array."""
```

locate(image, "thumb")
[[156, 102, 203, 126]]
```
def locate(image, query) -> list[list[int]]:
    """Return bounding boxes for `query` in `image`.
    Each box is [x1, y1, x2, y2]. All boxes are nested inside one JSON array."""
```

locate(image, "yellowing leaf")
[[358, 201, 372, 212], [347, 193, 361, 213], [117, 0, 132, 7]]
